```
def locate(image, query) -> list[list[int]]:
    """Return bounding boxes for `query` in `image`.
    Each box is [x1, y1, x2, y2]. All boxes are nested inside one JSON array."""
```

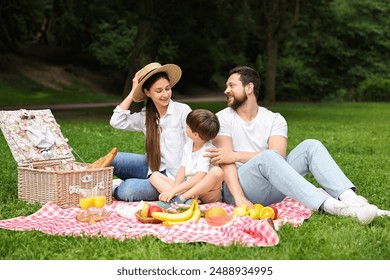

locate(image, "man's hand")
[[234, 196, 253, 208], [205, 147, 236, 165]]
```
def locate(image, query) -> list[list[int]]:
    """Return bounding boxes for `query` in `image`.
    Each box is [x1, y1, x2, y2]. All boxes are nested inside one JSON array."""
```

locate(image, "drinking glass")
[[79, 189, 93, 219], [93, 189, 107, 217]]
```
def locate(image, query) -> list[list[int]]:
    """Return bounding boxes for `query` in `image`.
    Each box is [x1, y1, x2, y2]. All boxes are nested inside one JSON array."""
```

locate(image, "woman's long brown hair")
[[143, 72, 170, 172]]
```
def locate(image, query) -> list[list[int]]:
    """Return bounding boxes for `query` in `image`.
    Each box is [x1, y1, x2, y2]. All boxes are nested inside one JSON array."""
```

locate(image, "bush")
[[357, 76, 390, 101]]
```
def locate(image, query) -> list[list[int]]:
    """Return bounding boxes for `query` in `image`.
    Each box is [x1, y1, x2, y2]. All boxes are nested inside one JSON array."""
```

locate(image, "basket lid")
[[0, 109, 75, 166]]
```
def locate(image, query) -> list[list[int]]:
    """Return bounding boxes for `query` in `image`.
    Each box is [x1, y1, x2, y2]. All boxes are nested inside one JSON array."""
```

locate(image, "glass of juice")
[[94, 189, 107, 217], [79, 189, 93, 219]]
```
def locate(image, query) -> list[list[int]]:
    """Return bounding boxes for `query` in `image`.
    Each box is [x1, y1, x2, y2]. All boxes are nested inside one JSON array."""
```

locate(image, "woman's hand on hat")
[[127, 69, 144, 98], [132, 69, 144, 87]]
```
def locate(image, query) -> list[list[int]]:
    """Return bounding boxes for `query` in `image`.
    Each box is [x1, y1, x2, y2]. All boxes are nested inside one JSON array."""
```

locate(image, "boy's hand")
[[159, 190, 176, 202]]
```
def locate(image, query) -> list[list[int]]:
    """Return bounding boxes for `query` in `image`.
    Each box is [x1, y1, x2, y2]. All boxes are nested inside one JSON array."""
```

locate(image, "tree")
[[0, 0, 50, 52], [281, 0, 390, 101], [243, 0, 300, 104], [119, 0, 157, 96]]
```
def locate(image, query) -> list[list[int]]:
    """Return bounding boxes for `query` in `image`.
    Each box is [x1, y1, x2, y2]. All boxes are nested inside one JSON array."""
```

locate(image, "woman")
[[109, 62, 191, 202]]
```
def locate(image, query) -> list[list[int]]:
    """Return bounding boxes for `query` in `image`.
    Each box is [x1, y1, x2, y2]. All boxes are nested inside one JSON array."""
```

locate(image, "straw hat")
[[133, 62, 182, 102]]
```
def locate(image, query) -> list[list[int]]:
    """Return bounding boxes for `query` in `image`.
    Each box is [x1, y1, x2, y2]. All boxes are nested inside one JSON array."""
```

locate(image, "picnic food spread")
[[135, 203, 164, 224]]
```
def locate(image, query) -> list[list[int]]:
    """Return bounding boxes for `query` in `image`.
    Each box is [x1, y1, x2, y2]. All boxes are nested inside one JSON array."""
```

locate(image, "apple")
[[148, 205, 163, 217], [270, 206, 278, 219], [233, 205, 248, 216], [248, 207, 260, 220]]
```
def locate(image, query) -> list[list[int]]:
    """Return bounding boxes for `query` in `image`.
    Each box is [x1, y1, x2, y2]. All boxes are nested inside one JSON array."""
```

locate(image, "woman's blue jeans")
[[111, 152, 161, 202], [222, 139, 354, 210]]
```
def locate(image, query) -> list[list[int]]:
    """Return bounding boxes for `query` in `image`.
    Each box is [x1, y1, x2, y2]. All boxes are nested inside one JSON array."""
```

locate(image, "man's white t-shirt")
[[216, 106, 287, 166], [181, 140, 215, 179]]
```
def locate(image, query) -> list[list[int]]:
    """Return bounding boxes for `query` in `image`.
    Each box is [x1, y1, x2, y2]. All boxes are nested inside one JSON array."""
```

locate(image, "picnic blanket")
[[0, 198, 311, 247]]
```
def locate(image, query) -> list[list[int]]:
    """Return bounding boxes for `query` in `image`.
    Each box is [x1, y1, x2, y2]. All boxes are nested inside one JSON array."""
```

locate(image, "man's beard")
[[229, 91, 248, 110]]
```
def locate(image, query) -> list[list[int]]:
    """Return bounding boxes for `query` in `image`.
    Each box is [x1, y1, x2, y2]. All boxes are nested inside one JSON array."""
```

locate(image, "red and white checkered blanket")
[[0, 198, 311, 247]]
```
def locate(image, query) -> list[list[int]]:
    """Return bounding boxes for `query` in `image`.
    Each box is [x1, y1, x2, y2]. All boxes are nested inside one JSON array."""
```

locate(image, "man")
[[206, 66, 388, 225]]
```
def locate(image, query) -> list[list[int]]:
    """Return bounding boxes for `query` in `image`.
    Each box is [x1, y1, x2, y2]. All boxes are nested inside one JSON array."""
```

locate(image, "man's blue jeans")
[[222, 139, 354, 210], [111, 152, 161, 202]]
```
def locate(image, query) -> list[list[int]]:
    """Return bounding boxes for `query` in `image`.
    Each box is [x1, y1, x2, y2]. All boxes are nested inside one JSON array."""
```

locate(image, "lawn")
[[0, 101, 389, 260]]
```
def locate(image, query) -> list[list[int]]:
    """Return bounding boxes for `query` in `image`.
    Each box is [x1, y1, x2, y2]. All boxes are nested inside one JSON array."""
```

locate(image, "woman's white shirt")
[[110, 100, 191, 178]]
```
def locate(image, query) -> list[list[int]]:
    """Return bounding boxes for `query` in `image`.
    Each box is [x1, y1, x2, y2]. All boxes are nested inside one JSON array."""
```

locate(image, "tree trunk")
[[265, 32, 278, 105], [121, 0, 158, 112], [122, 0, 157, 97], [262, 0, 300, 104]]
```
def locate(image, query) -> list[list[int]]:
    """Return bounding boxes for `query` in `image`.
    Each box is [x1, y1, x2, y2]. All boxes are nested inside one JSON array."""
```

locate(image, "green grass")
[[0, 56, 121, 107], [0, 102, 389, 260], [0, 74, 119, 106]]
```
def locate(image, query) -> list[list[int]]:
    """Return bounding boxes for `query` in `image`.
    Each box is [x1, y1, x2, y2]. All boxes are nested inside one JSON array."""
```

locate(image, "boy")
[[150, 109, 222, 208]]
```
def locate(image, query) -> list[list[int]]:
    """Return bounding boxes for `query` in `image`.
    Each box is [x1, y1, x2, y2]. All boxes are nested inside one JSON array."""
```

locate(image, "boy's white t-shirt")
[[216, 106, 288, 166], [181, 140, 215, 179]]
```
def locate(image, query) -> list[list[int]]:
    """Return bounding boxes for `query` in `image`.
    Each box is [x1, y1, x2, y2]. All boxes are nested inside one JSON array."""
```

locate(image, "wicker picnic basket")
[[0, 109, 113, 208]]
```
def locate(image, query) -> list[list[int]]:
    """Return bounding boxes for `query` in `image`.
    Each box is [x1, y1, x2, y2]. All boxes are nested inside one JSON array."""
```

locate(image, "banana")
[[140, 202, 150, 217], [151, 199, 196, 222], [163, 209, 201, 226]]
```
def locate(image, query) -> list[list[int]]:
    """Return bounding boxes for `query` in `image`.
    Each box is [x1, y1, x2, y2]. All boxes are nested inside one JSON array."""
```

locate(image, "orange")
[[205, 206, 227, 218], [260, 206, 275, 220]]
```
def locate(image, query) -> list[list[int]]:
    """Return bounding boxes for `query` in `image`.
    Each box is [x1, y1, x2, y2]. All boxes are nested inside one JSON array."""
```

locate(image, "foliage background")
[[1, 0, 390, 103], [0, 0, 389, 261]]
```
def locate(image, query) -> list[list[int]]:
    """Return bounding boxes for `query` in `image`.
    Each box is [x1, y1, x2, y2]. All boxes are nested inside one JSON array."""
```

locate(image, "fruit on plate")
[[260, 206, 275, 220], [163, 208, 201, 226], [140, 202, 150, 217], [205, 205, 226, 218], [233, 205, 248, 216], [152, 199, 201, 226], [205, 215, 235, 227], [152, 199, 196, 222], [135, 211, 162, 224], [147, 205, 163, 217]]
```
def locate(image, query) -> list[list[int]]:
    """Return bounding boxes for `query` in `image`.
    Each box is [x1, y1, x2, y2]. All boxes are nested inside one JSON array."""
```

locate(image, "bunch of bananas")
[[151, 199, 201, 226]]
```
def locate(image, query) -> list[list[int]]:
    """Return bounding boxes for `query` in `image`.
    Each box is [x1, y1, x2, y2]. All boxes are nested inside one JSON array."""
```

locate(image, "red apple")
[[148, 205, 163, 217], [270, 206, 278, 219]]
